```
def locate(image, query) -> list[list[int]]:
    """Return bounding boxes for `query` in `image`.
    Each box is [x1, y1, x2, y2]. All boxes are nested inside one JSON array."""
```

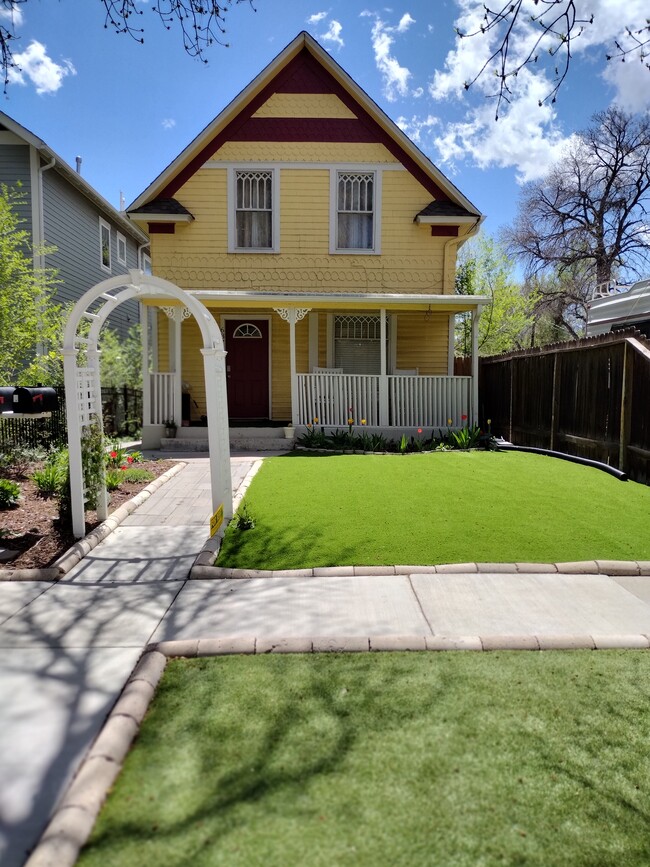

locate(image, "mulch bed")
[[0, 459, 177, 571]]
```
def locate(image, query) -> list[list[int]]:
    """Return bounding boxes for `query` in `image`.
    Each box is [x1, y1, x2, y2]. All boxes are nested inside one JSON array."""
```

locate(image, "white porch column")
[[140, 303, 151, 426], [274, 307, 311, 426], [379, 308, 389, 426], [201, 347, 233, 520], [63, 348, 85, 539], [173, 313, 182, 429], [471, 308, 481, 425], [448, 313, 456, 376]]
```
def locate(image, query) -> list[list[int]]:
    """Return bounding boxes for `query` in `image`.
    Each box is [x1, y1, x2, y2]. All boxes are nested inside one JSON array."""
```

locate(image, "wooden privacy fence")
[[0, 386, 143, 452], [479, 330, 650, 485]]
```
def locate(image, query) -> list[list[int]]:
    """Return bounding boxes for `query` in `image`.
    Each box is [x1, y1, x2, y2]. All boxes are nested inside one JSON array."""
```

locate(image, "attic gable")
[[130, 32, 482, 218]]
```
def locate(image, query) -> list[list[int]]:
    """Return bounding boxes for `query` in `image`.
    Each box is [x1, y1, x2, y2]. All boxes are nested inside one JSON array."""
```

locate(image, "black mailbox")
[[0, 387, 16, 410], [13, 387, 58, 413]]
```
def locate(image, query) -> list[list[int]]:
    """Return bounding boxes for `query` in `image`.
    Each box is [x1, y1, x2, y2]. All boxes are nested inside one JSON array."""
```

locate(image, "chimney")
[[75, 156, 82, 174]]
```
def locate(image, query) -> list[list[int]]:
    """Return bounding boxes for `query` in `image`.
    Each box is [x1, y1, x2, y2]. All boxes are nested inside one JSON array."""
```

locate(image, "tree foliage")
[[458, 0, 650, 115], [0, 184, 62, 385], [0, 0, 254, 89], [505, 107, 650, 289], [99, 324, 142, 389], [455, 234, 539, 356]]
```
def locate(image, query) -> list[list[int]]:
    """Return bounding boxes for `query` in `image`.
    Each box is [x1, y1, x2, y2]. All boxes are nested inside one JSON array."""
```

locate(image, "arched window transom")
[[232, 323, 263, 339]]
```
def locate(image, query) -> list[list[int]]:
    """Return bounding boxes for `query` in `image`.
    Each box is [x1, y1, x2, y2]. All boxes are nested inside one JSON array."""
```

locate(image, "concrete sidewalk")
[[2, 450, 650, 866]]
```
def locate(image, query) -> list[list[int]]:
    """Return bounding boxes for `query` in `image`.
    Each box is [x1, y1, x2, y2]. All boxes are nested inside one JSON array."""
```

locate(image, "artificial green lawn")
[[218, 451, 650, 568], [78, 651, 650, 867]]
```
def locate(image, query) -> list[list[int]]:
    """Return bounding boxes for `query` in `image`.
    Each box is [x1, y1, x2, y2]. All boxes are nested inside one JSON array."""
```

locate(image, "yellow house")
[[127, 31, 488, 449]]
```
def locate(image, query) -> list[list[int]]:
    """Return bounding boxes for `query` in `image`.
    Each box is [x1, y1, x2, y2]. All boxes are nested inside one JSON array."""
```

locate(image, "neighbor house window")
[[336, 172, 375, 251], [235, 170, 273, 249], [117, 232, 127, 266], [99, 218, 111, 272]]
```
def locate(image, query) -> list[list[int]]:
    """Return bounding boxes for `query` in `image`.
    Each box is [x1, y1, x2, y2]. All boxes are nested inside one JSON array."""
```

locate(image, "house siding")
[[0, 142, 33, 239], [42, 167, 141, 337]]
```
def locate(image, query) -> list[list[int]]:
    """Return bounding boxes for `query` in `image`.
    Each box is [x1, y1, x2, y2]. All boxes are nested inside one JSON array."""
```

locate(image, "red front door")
[[225, 319, 270, 419]]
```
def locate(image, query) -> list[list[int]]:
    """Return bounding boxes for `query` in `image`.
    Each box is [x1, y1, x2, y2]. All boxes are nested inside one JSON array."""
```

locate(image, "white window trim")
[[116, 232, 127, 266], [99, 217, 111, 273], [329, 168, 382, 255], [227, 167, 280, 254]]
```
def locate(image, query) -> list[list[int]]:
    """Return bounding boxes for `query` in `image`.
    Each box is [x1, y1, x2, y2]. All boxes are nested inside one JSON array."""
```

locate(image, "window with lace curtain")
[[336, 172, 375, 251], [233, 170, 274, 250]]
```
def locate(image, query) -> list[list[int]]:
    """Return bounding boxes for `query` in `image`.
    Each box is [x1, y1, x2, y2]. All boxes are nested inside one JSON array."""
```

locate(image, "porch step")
[[161, 432, 295, 452]]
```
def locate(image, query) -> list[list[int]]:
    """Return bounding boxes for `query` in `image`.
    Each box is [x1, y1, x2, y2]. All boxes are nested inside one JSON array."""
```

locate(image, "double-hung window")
[[233, 169, 274, 251], [334, 171, 377, 252], [99, 218, 111, 272]]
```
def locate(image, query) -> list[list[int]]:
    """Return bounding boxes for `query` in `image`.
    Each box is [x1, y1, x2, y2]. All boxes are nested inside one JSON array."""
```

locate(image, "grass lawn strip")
[[217, 451, 650, 569], [78, 651, 650, 867]]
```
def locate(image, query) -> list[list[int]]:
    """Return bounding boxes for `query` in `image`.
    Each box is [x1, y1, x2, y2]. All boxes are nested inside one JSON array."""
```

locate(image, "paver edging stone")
[[25, 628, 650, 867], [0, 461, 186, 582]]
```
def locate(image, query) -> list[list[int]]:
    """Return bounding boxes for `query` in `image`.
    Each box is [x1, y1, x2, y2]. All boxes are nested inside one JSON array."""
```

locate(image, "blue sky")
[[3, 0, 649, 236]]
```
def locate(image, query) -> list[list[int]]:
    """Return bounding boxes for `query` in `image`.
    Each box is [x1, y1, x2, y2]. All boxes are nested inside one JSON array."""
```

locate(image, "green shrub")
[[32, 464, 66, 498], [0, 478, 20, 508], [233, 503, 255, 530], [104, 469, 124, 491], [119, 468, 154, 484]]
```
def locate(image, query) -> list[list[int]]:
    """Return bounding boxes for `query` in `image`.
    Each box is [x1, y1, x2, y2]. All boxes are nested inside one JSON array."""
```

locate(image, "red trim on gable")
[[149, 223, 176, 234], [230, 117, 378, 143], [158, 46, 450, 202], [430, 226, 459, 237]]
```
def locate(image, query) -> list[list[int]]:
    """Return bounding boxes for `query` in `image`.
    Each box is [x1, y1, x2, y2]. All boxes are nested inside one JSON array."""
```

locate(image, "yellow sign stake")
[[210, 503, 224, 537]]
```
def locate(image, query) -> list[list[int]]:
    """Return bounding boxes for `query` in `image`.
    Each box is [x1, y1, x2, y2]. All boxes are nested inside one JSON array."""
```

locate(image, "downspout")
[[34, 155, 56, 270]]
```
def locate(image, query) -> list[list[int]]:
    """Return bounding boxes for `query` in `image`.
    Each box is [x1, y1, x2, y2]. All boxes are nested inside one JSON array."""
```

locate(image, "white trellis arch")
[[63, 269, 232, 539]]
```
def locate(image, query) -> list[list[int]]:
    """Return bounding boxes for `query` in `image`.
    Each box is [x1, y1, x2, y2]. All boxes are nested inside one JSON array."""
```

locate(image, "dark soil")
[[0, 459, 177, 571]]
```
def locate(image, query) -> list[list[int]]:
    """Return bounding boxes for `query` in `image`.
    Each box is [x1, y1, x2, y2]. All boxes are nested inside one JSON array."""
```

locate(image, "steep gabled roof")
[[0, 112, 148, 244], [128, 31, 482, 219]]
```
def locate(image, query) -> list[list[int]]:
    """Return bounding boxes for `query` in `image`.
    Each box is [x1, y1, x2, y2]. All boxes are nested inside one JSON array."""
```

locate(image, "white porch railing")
[[149, 372, 176, 424], [298, 373, 380, 426], [296, 373, 472, 427], [389, 375, 471, 427]]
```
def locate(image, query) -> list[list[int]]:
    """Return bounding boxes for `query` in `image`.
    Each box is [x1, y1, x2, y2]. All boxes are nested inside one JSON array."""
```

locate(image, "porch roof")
[[182, 289, 492, 312]]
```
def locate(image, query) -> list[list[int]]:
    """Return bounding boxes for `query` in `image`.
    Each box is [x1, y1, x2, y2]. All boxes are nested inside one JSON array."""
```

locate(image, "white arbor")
[[62, 270, 232, 538]]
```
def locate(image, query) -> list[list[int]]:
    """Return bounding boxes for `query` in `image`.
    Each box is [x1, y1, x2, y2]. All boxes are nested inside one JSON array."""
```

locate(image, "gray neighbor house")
[[0, 111, 150, 338]]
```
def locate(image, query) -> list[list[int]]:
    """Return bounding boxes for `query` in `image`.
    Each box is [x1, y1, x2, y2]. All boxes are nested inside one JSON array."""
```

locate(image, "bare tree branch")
[[459, 1, 649, 114]]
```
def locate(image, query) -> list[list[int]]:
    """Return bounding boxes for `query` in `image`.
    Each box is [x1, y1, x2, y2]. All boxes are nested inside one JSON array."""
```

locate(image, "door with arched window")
[[224, 319, 270, 418]]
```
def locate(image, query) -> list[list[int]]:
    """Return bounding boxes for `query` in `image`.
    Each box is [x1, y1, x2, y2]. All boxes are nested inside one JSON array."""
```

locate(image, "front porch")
[[138, 291, 490, 448]]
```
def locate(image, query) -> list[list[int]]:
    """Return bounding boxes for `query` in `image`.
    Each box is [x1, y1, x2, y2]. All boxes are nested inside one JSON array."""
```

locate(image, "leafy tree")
[[0, 0, 255, 89], [0, 184, 62, 384], [99, 324, 142, 389], [504, 107, 650, 289], [455, 234, 539, 356], [458, 0, 650, 115]]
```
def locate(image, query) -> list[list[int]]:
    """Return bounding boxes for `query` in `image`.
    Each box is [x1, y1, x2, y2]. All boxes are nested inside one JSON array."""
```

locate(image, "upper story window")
[[331, 170, 380, 254], [99, 218, 111, 272], [233, 169, 275, 251], [117, 232, 127, 266]]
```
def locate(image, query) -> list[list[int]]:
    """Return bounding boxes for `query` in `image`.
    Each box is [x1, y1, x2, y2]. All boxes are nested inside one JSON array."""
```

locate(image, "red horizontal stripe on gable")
[[430, 225, 459, 237], [229, 117, 378, 143], [158, 46, 450, 202]]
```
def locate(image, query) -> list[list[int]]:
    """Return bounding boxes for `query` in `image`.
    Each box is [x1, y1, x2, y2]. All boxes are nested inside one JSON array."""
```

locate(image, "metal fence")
[[0, 386, 143, 452], [479, 329, 650, 485]]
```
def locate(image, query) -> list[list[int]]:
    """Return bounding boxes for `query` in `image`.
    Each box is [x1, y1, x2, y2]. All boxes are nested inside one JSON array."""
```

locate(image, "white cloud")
[[434, 71, 574, 183], [9, 41, 76, 95], [0, 4, 23, 26], [307, 11, 328, 25], [397, 13, 415, 33], [396, 113, 439, 144], [412, 86, 424, 98], [366, 13, 414, 101], [321, 19, 344, 49], [162, 118, 176, 130]]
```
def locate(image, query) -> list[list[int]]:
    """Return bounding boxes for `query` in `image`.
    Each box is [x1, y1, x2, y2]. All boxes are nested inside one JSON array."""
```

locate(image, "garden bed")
[[0, 457, 177, 570]]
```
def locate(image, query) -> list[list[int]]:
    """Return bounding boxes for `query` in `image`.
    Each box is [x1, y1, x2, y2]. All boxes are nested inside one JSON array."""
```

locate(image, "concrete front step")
[[161, 436, 294, 452]]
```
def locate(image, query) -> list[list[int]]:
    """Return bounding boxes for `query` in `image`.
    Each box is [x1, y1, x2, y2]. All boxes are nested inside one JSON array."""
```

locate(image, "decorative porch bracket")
[[274, 307, 311, 426]]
